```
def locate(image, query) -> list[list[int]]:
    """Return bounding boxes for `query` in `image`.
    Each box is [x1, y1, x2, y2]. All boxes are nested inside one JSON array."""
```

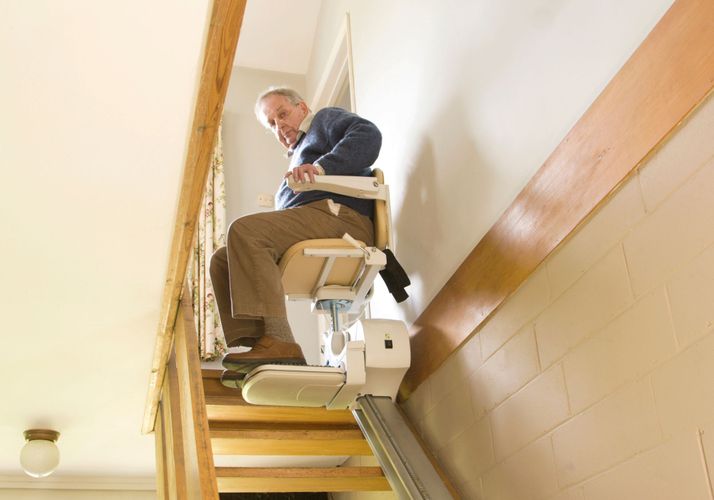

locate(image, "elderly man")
[[210, 87, 381, 386]]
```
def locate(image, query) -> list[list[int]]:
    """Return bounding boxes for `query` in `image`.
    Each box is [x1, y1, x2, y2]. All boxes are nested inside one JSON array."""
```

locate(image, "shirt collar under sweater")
[[285, 111, 314, 158]]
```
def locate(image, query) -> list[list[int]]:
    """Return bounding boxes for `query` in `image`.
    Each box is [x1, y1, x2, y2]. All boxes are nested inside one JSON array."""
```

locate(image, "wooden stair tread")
[[202, 372, 380, 486], [210, 426, 372, 456], [215, 467, 390, 493], [217, 466, 385, 477], [211, 427, 365, 439]]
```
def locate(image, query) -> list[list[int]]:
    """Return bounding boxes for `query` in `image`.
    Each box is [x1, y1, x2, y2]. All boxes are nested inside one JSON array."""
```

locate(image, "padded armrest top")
[[279, 238, 364, 271]]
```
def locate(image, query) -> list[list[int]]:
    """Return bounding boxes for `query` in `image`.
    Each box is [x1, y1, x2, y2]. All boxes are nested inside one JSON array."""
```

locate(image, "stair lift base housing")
[[241, 319, 410, 409]]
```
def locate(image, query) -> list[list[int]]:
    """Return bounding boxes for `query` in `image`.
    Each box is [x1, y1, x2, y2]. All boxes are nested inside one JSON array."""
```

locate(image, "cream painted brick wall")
[[536, 246, 633, 368], [624, 155, 714, 297], [666, 243, 714, 348], [482, 436, 560, 500], [650, 333, 714, 438], [546, 179, 646, 299], [637, 93, 714, 212], [580, 432, 711, 500], [469, 324, 539, 412], [546, 487, 585, 500], [698, 421, 714, 488], [401, 90, 714, 499], [562, 289, 676, 413], [551, 379, 662, 485], [420, 375, 479, 450], [480, 267, 550, 359], [437, 416, 494, 496], [491, 365, 569, 461]]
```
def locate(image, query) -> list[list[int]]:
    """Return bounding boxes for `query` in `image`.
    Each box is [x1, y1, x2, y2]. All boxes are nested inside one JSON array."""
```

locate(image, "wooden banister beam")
[[142, 0, 247, 434]]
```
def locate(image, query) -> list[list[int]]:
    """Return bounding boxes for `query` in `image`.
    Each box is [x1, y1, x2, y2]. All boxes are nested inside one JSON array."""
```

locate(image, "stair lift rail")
[[353, 395, 454, 499]]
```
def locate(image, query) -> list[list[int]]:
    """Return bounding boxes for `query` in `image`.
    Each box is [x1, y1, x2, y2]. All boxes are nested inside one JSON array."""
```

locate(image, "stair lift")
[[239, 170, 454, 499], [241, 169, 410, 409]]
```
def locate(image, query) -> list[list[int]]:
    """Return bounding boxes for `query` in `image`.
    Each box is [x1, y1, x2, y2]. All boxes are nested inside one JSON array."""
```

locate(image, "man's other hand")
[[285, 163, 322, 185]]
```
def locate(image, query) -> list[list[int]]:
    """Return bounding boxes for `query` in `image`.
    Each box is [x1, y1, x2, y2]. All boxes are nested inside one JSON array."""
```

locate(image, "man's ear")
[[298, 101, 309, 115]]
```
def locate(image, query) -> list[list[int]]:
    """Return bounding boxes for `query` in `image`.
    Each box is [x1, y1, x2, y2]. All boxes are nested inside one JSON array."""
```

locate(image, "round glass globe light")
[[20, 439, 60, 478]]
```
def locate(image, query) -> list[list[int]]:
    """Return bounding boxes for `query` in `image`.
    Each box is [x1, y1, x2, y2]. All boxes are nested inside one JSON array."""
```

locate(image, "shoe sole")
[[220, 377, 245, 390], [222, 357, 307, 373]]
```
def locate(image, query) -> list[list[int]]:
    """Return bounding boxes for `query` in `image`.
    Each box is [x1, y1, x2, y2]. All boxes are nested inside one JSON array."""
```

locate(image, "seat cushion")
[[280, 239, 366, 297]]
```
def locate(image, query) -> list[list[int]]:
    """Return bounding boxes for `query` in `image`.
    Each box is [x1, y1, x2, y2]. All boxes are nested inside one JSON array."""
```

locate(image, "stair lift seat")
[[277, 169, 390, 312], [241, 169, 411, 409]]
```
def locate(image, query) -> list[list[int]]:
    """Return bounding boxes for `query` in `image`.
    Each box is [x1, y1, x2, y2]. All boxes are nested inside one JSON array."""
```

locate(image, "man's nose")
[[277, 120, 289, 133]]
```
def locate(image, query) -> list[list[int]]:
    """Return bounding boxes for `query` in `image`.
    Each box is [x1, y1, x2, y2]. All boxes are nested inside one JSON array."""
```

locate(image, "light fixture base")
[[23, 429, 60, 443]]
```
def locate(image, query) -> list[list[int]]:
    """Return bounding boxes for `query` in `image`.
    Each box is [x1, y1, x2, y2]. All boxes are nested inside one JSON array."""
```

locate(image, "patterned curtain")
[[189, 123, 227, 360]]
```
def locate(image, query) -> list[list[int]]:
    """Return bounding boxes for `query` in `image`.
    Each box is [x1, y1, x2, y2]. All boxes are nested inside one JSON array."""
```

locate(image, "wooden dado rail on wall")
[[143, 0, 247, 434], [402, 0, 714, 397]]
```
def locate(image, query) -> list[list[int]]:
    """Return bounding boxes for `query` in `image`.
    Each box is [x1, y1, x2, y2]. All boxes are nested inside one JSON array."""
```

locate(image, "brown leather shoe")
[[221, 335, 306, 373], [220, 370, 246, 390], [225, 336, 258, 349]]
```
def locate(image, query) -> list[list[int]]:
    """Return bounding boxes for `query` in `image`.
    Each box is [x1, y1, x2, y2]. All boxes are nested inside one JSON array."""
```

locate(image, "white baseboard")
[[0, 475, 155, 491]]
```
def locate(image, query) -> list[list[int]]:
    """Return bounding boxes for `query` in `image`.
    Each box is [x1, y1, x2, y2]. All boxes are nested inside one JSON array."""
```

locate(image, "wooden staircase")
[[153, 290, 391, 498], [203, 370, 391, 493], [142, 1, 391, 496]]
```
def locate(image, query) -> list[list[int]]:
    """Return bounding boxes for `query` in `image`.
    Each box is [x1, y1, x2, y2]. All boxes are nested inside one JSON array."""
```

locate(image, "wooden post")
[[154, 401, 169, 500], [171, 289, 219, 499], [162, 352, 189, 498]]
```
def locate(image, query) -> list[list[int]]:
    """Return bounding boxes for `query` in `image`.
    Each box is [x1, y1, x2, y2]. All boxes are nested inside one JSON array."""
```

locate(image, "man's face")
[[259, 94, 309, 149]]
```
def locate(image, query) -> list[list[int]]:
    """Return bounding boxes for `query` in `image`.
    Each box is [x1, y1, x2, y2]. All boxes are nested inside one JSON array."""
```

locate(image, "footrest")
[[242, 365, 346, 407]]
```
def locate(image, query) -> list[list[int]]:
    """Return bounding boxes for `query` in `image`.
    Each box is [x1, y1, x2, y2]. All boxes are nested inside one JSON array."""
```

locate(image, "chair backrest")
[[373, 168, 388, 250]]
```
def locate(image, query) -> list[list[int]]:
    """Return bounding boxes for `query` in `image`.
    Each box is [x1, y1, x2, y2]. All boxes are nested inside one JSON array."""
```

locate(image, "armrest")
[[287, 175, 388, 200]]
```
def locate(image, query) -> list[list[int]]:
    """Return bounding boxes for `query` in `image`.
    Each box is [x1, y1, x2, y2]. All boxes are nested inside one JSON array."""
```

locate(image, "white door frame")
[[310, 13, 356, 111]]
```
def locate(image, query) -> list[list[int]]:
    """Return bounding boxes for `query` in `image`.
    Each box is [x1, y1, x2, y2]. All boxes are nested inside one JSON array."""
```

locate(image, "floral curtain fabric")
[[189, 123, 227, 360]]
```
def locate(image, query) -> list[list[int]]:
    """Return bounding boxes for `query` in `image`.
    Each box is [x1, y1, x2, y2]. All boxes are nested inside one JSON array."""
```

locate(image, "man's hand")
[[285, 163, 321, 184]]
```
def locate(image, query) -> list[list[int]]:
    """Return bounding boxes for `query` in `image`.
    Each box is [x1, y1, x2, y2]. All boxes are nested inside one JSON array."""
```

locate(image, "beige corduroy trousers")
[[210, 199, 374, 346]]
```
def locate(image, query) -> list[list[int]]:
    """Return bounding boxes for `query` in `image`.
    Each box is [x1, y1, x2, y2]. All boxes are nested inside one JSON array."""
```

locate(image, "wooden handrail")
[[142, 0, 247, 434], [401, 0, 714, 397]]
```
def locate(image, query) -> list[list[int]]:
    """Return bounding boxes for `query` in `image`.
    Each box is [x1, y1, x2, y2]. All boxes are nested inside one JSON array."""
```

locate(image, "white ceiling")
[[0, 0, 211, 481], [0, 0, 323, 486], [234, 0, 322, 74]]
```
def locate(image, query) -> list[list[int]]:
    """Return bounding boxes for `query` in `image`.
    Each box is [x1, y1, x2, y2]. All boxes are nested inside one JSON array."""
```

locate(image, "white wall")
[[223, 66, 306, 221], [306, 0, 674, 324], [222, 66, 320, 363], [402, 92, 714, 499]]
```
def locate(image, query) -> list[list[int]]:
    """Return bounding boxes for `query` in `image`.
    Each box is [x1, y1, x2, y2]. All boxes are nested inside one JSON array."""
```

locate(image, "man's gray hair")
[[254, 86, 306, 127]]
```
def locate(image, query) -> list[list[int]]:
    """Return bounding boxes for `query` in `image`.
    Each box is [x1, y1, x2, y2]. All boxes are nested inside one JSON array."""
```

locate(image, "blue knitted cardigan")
[[275, 107, 382, 218]]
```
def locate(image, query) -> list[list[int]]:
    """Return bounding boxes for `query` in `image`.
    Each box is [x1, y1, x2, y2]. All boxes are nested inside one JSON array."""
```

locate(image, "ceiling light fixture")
[[20, 429, 60, 478]]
